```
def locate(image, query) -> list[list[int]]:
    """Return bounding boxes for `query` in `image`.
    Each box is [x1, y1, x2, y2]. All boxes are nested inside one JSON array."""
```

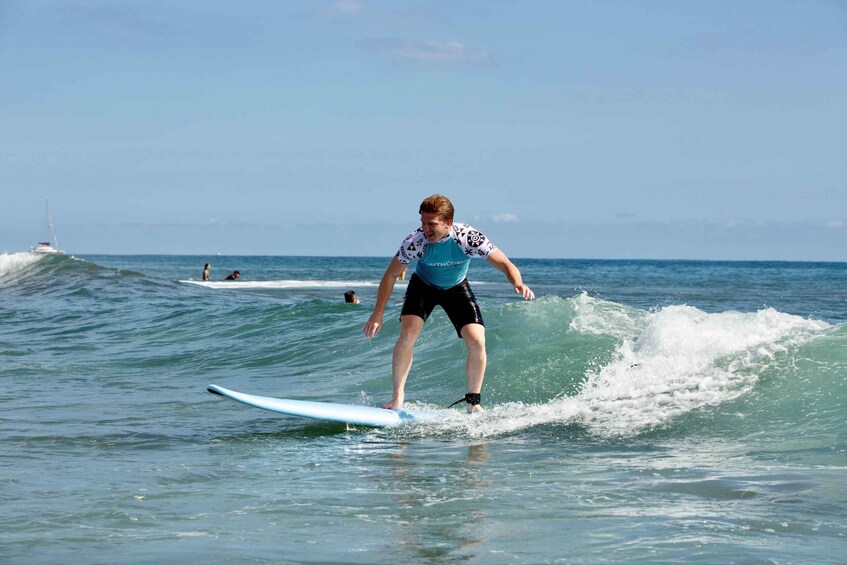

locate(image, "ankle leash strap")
[[448, 393, 481, 408]]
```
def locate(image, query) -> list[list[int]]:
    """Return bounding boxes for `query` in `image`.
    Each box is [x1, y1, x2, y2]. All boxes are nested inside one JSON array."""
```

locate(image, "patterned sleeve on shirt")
[[395, 229, 427, 264], [452, 224, 497, 258]]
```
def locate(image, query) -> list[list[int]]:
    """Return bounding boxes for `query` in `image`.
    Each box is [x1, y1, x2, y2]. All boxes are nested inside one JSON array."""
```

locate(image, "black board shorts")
[[401, 273, 484, 338]]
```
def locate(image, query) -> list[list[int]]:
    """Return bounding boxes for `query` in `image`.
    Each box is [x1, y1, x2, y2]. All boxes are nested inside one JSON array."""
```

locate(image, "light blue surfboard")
[[207, 384, 419, 427]]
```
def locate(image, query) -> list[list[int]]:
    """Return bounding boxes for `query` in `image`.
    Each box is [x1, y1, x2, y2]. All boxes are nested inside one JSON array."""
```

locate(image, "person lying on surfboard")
[[363, 194, 534, 413]]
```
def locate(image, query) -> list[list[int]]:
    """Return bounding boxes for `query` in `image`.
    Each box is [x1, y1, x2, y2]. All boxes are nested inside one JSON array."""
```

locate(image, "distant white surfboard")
[[207, 384, 420, 427]]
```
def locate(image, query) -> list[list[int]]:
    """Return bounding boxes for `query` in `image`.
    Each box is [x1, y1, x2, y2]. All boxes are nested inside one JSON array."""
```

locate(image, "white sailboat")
[[30, 200, 64, 254]]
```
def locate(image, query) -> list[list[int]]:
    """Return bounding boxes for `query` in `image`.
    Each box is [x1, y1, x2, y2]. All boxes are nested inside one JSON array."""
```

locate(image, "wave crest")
[[396, 296, 833, 439]]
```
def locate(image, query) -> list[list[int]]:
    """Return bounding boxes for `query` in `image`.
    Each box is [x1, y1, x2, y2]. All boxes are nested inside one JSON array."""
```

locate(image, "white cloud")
[[492, 213, 519, 223], [323, 0, 363, 15], [823, 219, 844, 230], [369, 39, 492, 66]]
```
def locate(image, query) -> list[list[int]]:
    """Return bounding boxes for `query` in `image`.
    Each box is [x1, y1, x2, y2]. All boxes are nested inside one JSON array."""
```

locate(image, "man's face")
[[420, 211, 452, 242]]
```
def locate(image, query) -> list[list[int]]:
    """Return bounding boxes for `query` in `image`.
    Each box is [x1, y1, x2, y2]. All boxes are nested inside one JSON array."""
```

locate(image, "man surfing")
[[363, 194, 534, 412]]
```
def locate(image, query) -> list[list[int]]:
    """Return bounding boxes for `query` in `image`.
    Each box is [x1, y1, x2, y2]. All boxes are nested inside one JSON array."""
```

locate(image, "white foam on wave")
[[0, 252, 44, 279], [572, 303, 830, 437], [179, 279, 490, 290], [567, 291, 650, 340], [394, 295, 832, 439], [180, 279, 397, 289]]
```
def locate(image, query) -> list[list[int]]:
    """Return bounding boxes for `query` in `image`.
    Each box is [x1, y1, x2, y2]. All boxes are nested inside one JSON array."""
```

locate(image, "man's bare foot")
[[382, 397, 403, 410], [468, 404, 484, 414]]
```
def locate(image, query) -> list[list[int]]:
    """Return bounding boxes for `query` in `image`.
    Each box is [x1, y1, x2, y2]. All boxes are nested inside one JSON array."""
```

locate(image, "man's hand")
[[363, 315, 383, 338], [515, 284, 535, 301]]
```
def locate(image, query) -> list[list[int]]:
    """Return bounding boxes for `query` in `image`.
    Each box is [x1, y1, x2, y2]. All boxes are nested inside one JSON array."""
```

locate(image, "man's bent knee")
[[460, 323, 486, 347], [398, 315, 424, 342]]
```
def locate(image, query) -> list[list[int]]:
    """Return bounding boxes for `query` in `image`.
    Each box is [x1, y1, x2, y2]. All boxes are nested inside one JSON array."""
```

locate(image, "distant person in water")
[[203, 263, 211, 281], [224, 271, 240, 281], [344, 290, 360, 304]]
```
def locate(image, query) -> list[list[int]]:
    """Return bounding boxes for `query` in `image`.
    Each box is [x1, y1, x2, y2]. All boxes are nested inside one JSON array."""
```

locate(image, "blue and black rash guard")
[[395, 223, 497, 289]]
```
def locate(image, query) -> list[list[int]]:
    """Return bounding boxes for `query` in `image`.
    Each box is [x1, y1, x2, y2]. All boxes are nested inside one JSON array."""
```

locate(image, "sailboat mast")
[[46, 199, 60, 250]]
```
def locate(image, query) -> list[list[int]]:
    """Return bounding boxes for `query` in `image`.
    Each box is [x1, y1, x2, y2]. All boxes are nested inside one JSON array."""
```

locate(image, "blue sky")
[[1, 0, 845, 260]]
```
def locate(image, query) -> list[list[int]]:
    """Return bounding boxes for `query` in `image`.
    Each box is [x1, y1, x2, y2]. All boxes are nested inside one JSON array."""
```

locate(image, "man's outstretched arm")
[[486, 249, 535, 301], [364, 256, 407, 338]]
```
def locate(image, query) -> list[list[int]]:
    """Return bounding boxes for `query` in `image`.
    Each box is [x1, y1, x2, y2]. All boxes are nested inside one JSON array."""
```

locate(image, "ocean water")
[[1, 253, 845, 564]]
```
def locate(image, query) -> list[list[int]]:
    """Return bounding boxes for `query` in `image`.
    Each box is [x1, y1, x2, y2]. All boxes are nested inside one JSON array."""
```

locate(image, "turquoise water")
[[1, 253, 845, 563]]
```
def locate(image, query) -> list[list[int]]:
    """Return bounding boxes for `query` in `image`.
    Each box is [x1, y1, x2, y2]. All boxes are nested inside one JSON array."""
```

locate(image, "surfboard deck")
[[207, 384, 419, 427]]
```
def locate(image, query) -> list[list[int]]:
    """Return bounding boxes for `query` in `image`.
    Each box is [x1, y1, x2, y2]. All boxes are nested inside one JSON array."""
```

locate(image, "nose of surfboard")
[[206, 383, 418, 427]]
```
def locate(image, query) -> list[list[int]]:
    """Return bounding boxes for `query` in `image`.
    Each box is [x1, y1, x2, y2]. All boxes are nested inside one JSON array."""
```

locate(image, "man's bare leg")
[[383, 315, 424, 409], [461, 323, 487, 413]]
